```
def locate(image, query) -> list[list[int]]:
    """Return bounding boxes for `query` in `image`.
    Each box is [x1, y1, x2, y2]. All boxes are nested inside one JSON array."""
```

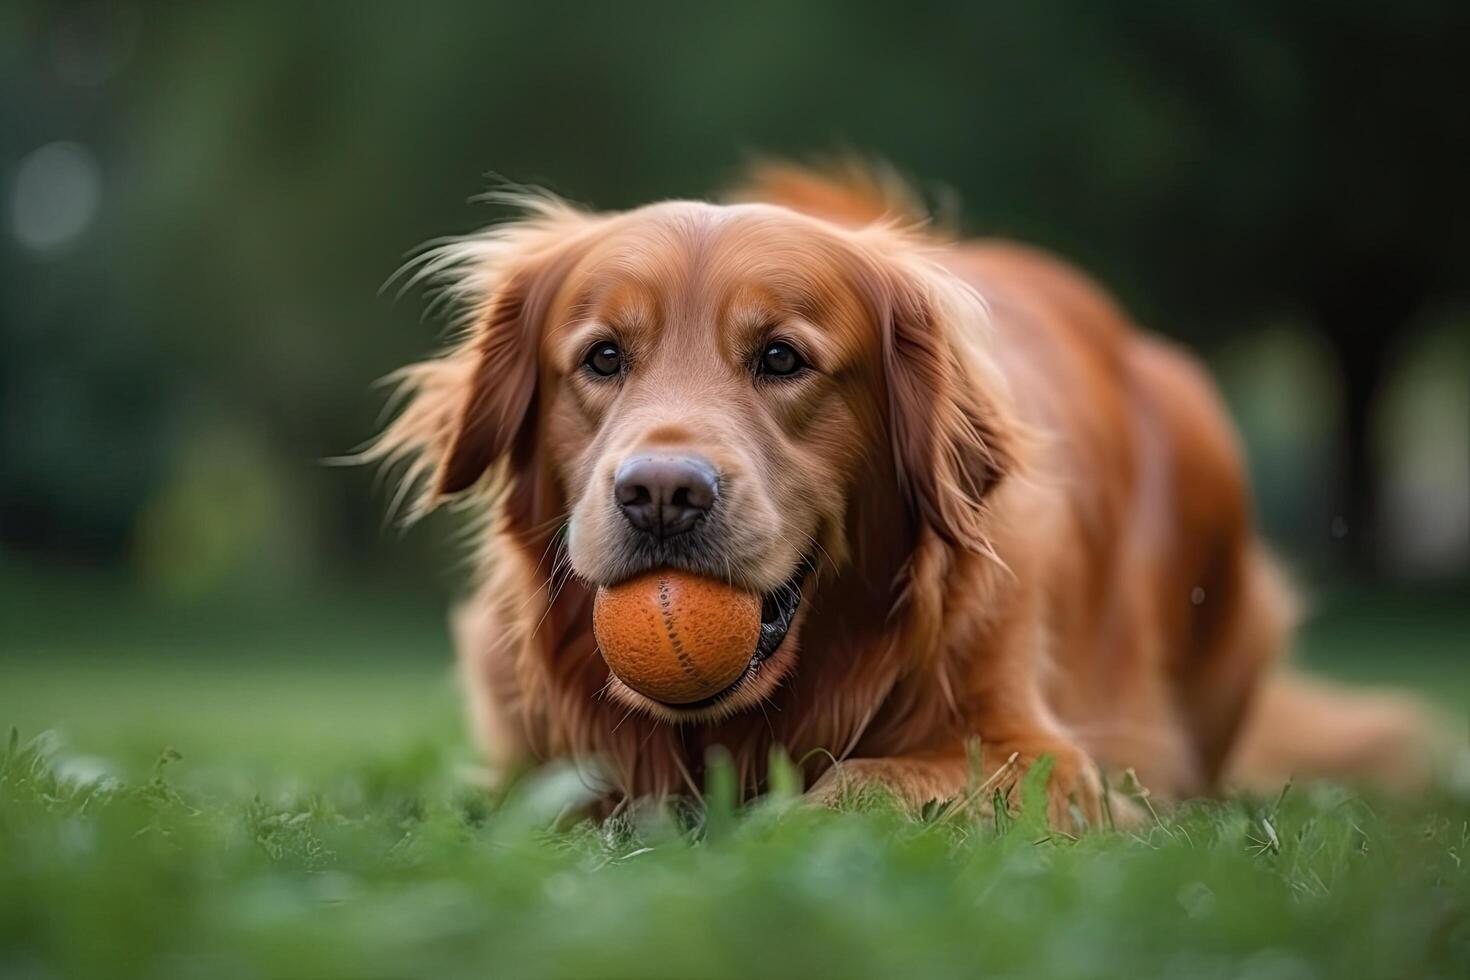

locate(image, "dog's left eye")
[[583, 342, 623, 378], [757, 341, 806, 378]]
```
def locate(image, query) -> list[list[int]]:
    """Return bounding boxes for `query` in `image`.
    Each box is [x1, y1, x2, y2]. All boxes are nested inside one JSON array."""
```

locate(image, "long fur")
[[370, 163, 1446, 823]]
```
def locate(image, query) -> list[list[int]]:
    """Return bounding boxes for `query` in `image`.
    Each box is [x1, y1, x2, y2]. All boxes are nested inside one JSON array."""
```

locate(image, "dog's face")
[[401, 199, 1010, 720], [553, 205, 870, 589]]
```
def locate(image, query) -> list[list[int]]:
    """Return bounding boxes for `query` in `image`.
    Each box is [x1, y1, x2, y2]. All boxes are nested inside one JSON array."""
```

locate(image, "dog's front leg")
[[806, 750, 974, 810], [807, 597, 1142, 830], [807, 739, 1138, 832]]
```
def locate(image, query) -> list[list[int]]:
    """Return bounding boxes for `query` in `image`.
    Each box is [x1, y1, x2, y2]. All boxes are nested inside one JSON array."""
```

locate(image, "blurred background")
[[1, 1, 1466, 778]]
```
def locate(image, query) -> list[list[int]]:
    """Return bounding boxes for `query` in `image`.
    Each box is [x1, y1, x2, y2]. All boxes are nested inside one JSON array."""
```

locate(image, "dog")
[[370, 162, 1439, 826]]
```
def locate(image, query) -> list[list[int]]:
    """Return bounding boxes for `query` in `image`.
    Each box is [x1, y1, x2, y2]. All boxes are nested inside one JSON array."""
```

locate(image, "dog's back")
[[744, 163, 1445, 795]]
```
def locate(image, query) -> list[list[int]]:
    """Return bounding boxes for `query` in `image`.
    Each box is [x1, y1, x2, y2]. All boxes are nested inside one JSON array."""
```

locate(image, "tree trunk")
[[1317, 284, 1419, 579], [1333, 331, 1389, 573]]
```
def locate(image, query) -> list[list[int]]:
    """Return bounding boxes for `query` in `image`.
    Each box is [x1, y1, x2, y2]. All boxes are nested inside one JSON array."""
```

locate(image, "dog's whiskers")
[[529, 542, 577, 640], [609, 705, 638, 736], [796, 529, 836, 583], [514, 527, 571, 616]]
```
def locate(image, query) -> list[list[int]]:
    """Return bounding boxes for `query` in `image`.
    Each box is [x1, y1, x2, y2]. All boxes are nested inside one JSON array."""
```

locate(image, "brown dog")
[[371, 163, 1438, 826]]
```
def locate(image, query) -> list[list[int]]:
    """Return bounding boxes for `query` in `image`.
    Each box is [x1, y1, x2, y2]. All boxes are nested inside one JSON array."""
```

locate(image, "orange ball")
[[593, 570, 761, 704]]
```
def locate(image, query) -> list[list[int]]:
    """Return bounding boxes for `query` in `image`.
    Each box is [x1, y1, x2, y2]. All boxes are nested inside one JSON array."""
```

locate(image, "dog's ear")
[[879, 259, 1014, 554], [434, 267, 542, 495], [367, 199, 594, 514]]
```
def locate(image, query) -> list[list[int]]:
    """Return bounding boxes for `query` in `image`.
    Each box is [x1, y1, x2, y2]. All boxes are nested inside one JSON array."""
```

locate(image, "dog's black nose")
[[614, 454, 719, 537]]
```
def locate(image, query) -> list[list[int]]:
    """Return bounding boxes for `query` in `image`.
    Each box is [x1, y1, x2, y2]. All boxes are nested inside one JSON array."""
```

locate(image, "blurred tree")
[[2, 0, 1465, 583], [1099, 1, 1470, 569]]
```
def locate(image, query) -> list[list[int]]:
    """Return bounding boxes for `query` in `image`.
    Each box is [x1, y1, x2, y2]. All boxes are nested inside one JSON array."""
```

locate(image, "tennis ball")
[[593, 570, 761, 704]]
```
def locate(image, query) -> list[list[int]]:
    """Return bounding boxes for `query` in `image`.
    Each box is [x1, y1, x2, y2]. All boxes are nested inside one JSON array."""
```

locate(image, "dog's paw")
[[806, 756, 971, 809], [985, 739, 1147, 834], [804, 745, 1146, 832]]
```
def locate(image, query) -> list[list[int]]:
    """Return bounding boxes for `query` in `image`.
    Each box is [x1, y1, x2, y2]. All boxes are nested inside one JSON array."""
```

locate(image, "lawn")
[[2, 575, 1467, 979]]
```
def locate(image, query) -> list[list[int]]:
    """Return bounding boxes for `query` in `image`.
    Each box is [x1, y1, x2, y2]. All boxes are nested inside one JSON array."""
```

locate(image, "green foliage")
[[2, 586, 1466, 976], [5, 2, 1468, 578], [2, 726, 1468, 980]]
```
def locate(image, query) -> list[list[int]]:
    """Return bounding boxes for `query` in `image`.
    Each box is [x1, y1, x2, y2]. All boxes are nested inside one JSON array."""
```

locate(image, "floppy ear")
[[881, 262, 1014, 554], [434, 270, 541, 495], [434, 226, 602, 495], [366, 198, 593, 515]]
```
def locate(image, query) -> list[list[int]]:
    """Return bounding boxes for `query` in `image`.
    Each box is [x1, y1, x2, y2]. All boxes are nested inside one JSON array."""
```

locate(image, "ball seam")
[[658, 578, 713, 690]]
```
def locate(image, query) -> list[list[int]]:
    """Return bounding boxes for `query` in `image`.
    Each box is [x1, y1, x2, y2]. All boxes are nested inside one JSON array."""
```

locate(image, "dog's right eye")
[[583, 342, 623, 378]]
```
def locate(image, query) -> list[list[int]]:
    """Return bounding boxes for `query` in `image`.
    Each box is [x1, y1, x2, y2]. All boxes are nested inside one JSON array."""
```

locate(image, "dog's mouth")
[[670, 561, 809, 709], [755, 566, 806, 661], [606, 558, 813, 719], [667, 558, 817, 714]]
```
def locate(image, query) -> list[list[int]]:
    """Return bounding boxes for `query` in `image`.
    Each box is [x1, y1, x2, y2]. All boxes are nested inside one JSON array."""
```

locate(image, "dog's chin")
[[600, 559, 812, 724]]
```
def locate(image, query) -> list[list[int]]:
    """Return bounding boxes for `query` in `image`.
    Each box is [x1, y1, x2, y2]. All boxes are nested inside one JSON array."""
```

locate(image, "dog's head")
[[377, 189, 1013, 721]]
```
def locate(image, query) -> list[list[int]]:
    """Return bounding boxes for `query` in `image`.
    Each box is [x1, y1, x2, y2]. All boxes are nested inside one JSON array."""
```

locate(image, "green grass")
[[2, 576, 1468, 978]]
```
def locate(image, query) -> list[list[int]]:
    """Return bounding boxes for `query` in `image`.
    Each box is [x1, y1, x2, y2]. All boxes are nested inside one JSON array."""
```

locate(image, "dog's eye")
[[583, 342, 623, 378], [758, 341, 805, 378]]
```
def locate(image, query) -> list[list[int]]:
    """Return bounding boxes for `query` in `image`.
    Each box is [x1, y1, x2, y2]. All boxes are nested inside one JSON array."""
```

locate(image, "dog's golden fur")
[[371, 164, 1439, 826]]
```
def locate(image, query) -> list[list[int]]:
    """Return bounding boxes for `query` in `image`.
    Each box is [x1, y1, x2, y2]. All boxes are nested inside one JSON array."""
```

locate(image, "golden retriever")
[[370, 163, 1438, 827]]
